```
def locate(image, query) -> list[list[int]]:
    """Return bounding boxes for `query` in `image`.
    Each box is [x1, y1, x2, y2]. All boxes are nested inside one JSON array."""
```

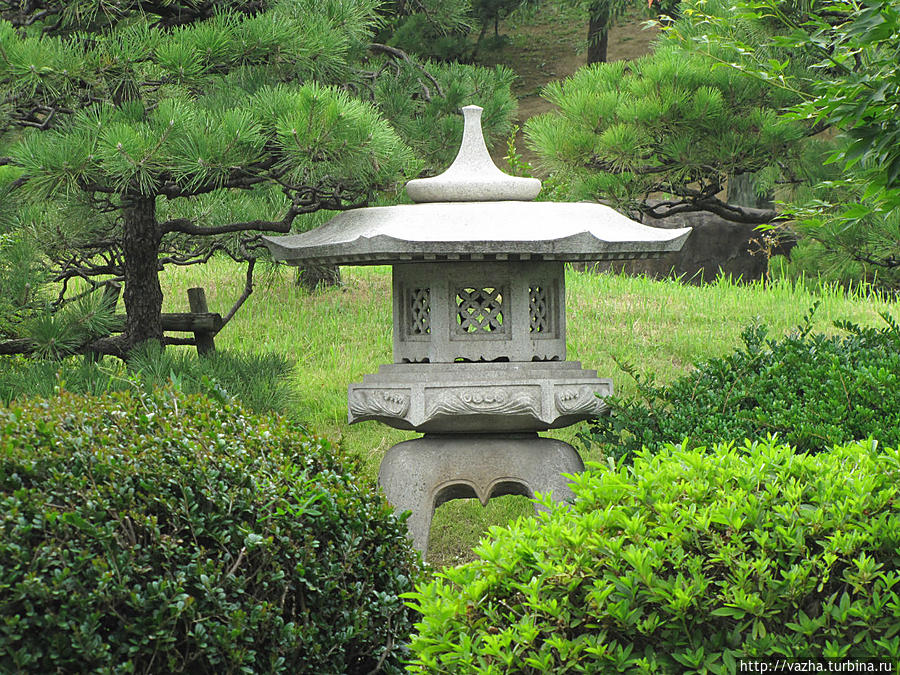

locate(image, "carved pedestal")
[[378, 434, 584, 555], [355, 259, 611, 554], [349, 362, 611, 432]]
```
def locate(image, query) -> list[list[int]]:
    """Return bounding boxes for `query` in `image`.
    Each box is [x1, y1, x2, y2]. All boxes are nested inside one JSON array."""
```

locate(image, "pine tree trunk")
[[587, 7, 610, 64], [727, 172, 774, 210], [296, 263, 342, 291], [121, 195, 164, 351]]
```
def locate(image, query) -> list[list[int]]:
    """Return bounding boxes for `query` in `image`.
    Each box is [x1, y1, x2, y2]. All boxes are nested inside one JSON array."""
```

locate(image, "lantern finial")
[[405, 105, 542, 203]]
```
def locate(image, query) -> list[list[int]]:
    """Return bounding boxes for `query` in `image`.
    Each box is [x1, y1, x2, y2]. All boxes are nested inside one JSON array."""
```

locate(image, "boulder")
[[586, 206, 795, 283]]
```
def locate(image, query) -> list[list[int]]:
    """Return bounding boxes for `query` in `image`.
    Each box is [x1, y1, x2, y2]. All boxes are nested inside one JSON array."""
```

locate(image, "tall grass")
[[0, 346, 297, 414], [160, 260, 898, 565]]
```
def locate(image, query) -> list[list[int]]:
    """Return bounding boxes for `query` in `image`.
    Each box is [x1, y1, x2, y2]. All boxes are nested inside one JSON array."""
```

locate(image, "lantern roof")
[[262, 105, 690, 266]]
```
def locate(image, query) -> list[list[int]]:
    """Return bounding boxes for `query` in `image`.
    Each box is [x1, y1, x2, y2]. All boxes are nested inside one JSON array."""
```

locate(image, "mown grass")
[[160, 259, 899, 566]]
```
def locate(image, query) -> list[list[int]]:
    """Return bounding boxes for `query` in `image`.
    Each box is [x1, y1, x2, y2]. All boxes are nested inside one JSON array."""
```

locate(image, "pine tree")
[[584, 0, 630, 64], [0, 0, 517, 356], [557, 0, 638, 65], [376, 0, 475, 62], [524, 0, 825, 227]]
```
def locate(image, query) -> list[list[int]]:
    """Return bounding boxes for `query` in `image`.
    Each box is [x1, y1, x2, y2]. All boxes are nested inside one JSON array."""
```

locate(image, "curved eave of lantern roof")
[[262, 201, 691, 265], [262, 104, 691, 266]]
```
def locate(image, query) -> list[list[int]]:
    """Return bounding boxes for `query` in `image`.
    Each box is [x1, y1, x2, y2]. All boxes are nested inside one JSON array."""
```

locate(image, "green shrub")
[[405, 438, 900, 672], [0, 389, 422, 673], [581, 310, 900, 462]]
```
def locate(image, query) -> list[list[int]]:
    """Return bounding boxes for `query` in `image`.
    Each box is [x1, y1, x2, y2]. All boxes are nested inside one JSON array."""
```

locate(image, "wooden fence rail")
[[126, 286, 223, 356]]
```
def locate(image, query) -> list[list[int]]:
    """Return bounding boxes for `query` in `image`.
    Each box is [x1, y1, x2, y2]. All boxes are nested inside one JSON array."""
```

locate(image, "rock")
[[585, 206, 795, 283]]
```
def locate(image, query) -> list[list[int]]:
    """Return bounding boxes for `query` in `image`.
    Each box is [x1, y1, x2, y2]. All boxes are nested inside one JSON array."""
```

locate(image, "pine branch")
[[156, 173, 272, 199], [155, 155, 284, 199], [15, 105, 74, 130], [20, 9, 52, 26], [53, 276, 124, 307], [73, 159, 279, 200], [160, 182, 369, 236], [0, 338, 35, 356], [854, 252, 899, 270], [135, 0, 266, 28], [588, 160, 676, 176], [157, 239, 254, 268], [53, 264, 122, 282], [0, 330, 129, 360], [160, 215, 294, 237], [643, 198, 779, 224], [0, 1, 59, 28], [1, 1, 265, 31], [218, 258, 255, 331], [369, 43, 445, 101], [1, 173, 28, 193], [818, 239, 900, 271], [590, 157, 753, 183], [53, 266, 124, 307]]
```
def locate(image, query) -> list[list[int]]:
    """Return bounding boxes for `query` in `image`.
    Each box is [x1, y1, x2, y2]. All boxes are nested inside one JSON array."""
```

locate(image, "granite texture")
[[349, 361, 612, 433], [405, 106, 542, 202], [377, 433, 584, 555], [392, 261, 566, 364], [262, 201, 691, 265]]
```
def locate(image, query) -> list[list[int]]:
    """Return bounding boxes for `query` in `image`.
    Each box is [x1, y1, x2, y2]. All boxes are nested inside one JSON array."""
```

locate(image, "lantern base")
[[378, 433, 584, 556]]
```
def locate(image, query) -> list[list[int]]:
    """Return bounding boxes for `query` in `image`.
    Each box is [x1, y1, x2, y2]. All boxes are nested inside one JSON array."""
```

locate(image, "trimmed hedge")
[[581, 311, 900, 461], [405, 438, 900, 673], [0, 389, 422, 673]]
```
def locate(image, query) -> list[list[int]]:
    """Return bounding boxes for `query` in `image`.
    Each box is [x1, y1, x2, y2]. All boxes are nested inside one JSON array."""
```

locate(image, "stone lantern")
[[263, 106, 690, 555]]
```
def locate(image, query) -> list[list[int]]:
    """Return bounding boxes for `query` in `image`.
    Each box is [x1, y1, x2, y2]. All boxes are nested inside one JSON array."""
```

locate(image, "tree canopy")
[[0, 0, 517, 356], [524, 0, 900, 290]]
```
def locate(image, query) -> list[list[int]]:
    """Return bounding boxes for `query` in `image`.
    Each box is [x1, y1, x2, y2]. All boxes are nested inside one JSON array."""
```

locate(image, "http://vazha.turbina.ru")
[[263, 105, 690, 555]]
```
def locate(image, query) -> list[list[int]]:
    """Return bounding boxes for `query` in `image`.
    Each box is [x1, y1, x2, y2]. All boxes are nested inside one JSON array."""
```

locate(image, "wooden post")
[[187, 287, 216, 356]]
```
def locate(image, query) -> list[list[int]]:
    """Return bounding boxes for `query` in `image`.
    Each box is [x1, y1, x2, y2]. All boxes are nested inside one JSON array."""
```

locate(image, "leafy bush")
[[0, 347, 297, 415], [581, 309, 900, 462], [0, 389, 422, 673], [405, 438, 900, 672]]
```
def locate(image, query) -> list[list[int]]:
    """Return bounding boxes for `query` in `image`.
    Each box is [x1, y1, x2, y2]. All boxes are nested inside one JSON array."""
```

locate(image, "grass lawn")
[[160, 259, 899, 567]]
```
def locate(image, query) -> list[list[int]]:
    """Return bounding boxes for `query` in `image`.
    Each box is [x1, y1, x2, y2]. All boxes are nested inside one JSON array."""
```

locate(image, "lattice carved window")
[[455, 286, 505, 334], [529, 285, 549, 333], [407, 287, 431, 336]]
